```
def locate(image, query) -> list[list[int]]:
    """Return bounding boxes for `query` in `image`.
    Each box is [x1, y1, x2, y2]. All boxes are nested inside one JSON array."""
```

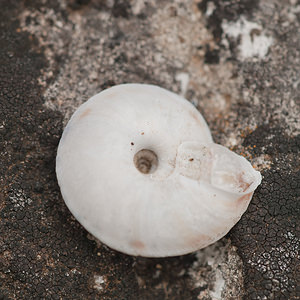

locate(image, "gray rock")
[[0, 0, 299, 299]]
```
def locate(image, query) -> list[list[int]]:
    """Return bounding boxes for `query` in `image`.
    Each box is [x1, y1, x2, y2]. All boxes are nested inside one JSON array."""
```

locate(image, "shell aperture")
[[56, 84, 261, 257]]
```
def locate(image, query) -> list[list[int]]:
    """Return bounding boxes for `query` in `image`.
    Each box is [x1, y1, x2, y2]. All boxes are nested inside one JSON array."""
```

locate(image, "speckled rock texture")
[[0, 0, 299, 299]]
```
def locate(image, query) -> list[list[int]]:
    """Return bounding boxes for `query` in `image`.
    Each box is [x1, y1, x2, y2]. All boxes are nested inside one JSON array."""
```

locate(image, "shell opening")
[[133, 149, 158, 174]]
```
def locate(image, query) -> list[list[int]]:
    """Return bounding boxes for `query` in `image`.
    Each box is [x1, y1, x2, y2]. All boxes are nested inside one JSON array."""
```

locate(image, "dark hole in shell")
[[133, 149, 158, 174]]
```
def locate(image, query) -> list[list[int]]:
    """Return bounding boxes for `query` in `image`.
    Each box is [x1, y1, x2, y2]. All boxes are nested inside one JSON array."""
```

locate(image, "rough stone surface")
[[0, 0, 299, 299]]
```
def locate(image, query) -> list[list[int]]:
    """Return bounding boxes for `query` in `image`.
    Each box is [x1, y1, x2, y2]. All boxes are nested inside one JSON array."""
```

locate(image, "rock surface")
[[0, 0, 299, 299]]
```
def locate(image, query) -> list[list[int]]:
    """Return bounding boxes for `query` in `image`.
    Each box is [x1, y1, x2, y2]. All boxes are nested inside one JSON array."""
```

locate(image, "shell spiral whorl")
[[134, 149, 158, 174]]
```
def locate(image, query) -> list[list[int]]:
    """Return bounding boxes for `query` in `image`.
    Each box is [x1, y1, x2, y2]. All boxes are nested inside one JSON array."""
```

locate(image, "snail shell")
[[56, 84, 261, 257]]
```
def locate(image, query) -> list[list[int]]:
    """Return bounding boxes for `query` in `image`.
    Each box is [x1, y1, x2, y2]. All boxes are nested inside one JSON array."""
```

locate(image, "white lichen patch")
[[247, 231, 299, 293], [130, 0, 147, 15], [93, 275, 106, 291], [272, 98, 300, 137], [175, 72, 190, 97], [188, 239, 244, 300], [222, 17, 273, 60], [205, 1, 216, 17], [251, 154, 272, 171], [9, 189, 33, 208], [70, 268, 81, 275]]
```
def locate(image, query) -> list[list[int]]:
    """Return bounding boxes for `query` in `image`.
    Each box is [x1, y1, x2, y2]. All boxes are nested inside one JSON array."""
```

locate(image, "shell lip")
[[209, 143, 262, 196], [174, 140, 262, 195], [210, 169, 262, 196]]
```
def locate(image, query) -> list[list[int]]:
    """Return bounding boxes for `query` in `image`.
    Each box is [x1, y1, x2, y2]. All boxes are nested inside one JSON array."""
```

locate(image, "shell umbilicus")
[[56, 84, 261, 257]]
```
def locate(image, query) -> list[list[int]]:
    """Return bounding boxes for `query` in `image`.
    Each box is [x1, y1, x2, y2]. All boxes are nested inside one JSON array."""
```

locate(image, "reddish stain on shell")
[[189, 111, 205, 128], [186, 233, 212, 249], [79, 108, 91, 119], [130, 240, 145, 250], [238, 192, 253, 204], [237, 172, 252, 192]]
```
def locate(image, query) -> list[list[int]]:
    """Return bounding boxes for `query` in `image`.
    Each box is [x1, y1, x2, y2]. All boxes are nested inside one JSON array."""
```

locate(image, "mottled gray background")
[[0, 0, 299, 299]]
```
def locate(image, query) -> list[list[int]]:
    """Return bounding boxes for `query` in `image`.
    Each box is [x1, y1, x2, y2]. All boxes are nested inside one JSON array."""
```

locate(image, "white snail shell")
[[56, 84, 262, 257]]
